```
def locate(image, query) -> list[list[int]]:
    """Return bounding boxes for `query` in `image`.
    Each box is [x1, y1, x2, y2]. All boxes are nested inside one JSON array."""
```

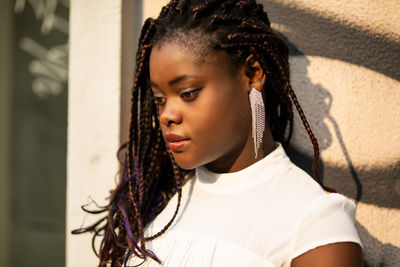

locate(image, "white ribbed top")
[[128, 143, 362, 266]]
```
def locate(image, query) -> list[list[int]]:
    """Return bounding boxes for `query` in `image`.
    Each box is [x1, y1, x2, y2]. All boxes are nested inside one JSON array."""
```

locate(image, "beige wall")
[[261, 0, 400, 265], [67, 1, 399, 266], [66, 1, 137, 266]]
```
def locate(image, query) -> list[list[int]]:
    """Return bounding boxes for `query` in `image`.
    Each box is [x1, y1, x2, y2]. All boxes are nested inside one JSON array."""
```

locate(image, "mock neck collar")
[[195, 142, 291, 194]]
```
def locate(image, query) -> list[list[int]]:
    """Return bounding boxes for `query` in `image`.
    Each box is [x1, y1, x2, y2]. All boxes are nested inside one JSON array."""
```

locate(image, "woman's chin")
[[171, 153, 201, 170]]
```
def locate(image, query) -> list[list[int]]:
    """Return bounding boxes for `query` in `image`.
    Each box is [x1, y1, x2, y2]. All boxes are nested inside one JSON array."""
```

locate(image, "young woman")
[[74, 0, 363, 266]]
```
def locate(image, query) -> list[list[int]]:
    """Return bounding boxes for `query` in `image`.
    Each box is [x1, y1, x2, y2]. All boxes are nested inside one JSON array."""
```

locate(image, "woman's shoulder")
[[257, 150, 328, 205], [271, 159, 362, 263], [259, 153, 358, 226]]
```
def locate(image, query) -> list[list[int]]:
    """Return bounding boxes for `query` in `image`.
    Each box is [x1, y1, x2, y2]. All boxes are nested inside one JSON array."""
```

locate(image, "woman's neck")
[[204, 128, 275, 173]]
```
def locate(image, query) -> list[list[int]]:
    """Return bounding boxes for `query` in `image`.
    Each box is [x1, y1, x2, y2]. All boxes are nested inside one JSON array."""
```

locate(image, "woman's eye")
[[153, 96, 166, 105], [181, 88, 203, 101]]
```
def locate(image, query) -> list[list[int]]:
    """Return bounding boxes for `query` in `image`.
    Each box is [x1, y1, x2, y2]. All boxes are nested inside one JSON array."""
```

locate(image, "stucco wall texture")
[[67, 1, 125, 267], [260, 1, 400, 266]]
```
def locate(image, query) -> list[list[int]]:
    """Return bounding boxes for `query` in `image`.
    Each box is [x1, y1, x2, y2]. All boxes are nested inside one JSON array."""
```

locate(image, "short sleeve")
[[290, 193, 363, 260]]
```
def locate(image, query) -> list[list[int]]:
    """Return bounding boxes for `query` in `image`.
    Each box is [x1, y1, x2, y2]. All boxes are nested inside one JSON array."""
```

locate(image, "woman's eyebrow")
[[168, 75, 199, 86], [150, 75, 199, 88], [150, 81, 159, 88]]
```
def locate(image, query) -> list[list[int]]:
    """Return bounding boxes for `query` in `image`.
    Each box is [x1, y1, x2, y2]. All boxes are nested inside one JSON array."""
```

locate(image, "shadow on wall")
[[282, 47, 400, 265], [283, 37, 399, 210], [262, 2, 400, 266], [283, 42, 364, 201], [263, 0, 400, 82], [356, 222, 400, 267]]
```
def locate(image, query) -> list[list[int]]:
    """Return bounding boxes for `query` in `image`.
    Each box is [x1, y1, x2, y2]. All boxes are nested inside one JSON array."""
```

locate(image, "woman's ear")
[[244, 54, 266, 93]]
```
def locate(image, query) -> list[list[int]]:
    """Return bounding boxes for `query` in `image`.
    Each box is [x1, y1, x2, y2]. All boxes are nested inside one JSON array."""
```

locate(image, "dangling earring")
[[249, 87, 265, 159]]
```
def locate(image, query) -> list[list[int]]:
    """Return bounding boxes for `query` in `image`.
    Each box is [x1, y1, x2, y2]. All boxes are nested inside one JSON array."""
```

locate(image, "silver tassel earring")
[[249, 87, 265, 158]]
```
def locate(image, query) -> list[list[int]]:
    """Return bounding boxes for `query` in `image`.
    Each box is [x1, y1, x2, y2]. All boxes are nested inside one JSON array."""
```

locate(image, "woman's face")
[[149, 42, 254, 172]]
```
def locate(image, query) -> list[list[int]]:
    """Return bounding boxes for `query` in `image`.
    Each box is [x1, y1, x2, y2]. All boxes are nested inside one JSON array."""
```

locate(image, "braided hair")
[[73, 0, 329, 266]]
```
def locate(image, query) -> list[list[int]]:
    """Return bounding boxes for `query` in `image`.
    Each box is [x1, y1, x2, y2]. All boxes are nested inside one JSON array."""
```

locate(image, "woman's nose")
[[159, 100, 182, 126]]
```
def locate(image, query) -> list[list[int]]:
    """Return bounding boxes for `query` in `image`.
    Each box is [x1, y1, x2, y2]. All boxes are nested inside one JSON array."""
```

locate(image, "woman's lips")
[[168, 139, 190, 152], [165, 133, 190, 152]]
